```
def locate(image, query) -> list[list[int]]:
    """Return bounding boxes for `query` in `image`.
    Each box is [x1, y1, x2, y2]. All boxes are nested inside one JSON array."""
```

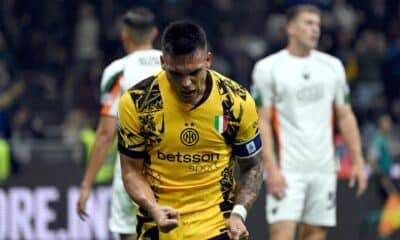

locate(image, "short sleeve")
[[232, 92, 262, 159], [117, 91, 147, 159], [99, 68, 123, 117], [334, 60, 350, 106], [251, 60, 274, 108]]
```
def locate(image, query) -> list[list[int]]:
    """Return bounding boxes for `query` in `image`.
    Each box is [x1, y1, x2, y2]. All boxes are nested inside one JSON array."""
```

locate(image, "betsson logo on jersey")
[[157, 150, 220, 163]]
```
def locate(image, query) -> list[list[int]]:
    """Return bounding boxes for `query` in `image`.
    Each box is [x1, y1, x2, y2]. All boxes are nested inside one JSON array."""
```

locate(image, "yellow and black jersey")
[[118, 69, 261, 239]]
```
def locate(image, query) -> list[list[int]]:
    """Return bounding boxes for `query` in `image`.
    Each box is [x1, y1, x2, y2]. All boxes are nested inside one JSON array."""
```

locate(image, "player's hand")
[[77, 186, 90, 221], [152, 206, 179, 233], [227, 214, 249, 240], [349, 159, 368, 197], [267, 170, 287, 200]]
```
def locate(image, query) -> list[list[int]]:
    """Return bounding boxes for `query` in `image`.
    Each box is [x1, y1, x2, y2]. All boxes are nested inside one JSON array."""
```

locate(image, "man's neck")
[[287, 43, 312, 57], [127, 43, 153, 54]]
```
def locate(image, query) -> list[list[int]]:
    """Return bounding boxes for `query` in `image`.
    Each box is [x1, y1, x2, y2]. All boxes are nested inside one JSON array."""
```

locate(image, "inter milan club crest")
[[214, 115, 228, 133], [180, 123, 199, 146]]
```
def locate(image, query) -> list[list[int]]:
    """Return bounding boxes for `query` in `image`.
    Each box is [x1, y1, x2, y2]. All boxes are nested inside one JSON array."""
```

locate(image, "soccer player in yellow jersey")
[[118, 21, 263, 240]]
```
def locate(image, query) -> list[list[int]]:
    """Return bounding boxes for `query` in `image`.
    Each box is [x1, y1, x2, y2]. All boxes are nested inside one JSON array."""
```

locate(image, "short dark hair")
[[122, 7, 156, 44], [123, 7, 155, 30], [285, 4, 321, 22], [161, 21, 207, 55]]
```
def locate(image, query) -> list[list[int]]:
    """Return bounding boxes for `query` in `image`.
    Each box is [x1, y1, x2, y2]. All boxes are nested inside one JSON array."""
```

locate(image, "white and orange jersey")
[[100, 49, 162, 117], [252, 49, 349, 173], [100, 57, 125, 117]]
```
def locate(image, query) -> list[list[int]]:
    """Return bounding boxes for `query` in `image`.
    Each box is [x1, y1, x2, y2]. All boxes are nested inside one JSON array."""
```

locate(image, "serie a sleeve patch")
[[232, 131, 262, 158]]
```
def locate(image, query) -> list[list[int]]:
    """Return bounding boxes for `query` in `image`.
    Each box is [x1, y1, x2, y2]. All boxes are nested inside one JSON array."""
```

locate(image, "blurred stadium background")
[[1, 0, 400, 239]]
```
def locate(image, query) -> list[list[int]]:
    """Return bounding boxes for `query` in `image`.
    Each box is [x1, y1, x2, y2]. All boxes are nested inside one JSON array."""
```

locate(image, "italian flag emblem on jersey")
[[214, 115, 228, 133]]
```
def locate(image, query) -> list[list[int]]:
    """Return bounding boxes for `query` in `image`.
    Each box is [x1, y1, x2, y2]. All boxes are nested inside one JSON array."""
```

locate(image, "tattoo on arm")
[[235, 151, 263, 210]]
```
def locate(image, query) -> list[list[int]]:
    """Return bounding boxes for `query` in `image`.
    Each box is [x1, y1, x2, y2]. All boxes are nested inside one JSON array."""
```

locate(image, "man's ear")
[[206, 52, 212, 68], [160, 55, 165, 70], [286, 22, 294, 37], [151, 27, 158, 41]]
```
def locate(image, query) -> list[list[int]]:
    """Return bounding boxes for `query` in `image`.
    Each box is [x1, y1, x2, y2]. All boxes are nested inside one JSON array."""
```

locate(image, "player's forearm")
[[120, 155, 159, 217], [122, 169, 159, 216], [235, 152, 263, 210], [81, 133, 115, 187], [338, 113, 363, 166], [263, 145, 279, 174]]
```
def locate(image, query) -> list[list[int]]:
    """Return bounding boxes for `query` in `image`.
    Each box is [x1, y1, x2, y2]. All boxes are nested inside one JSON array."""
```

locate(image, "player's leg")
[[269, 221, 297, 240], [300, 172, 337, 240], [266, 171, 307, 240], [298, 224, 327, 240], [109, 171, 137, 239]]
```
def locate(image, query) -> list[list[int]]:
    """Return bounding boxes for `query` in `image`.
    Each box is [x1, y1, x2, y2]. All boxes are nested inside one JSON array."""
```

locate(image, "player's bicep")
[[257, 106, 275, 149], [257, 106, 272, 124], [335, 104, 353, 122], [120, 153, 144, 175]]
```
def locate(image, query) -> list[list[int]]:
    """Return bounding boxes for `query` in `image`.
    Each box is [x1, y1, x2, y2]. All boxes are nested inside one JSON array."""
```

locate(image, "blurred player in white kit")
[[252, 4, 368, 240]]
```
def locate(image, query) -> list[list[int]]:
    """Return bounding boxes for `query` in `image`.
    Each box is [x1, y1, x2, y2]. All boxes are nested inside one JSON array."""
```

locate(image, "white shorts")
[[266, 171, 337, 227], [108, 172, 137, 234]]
